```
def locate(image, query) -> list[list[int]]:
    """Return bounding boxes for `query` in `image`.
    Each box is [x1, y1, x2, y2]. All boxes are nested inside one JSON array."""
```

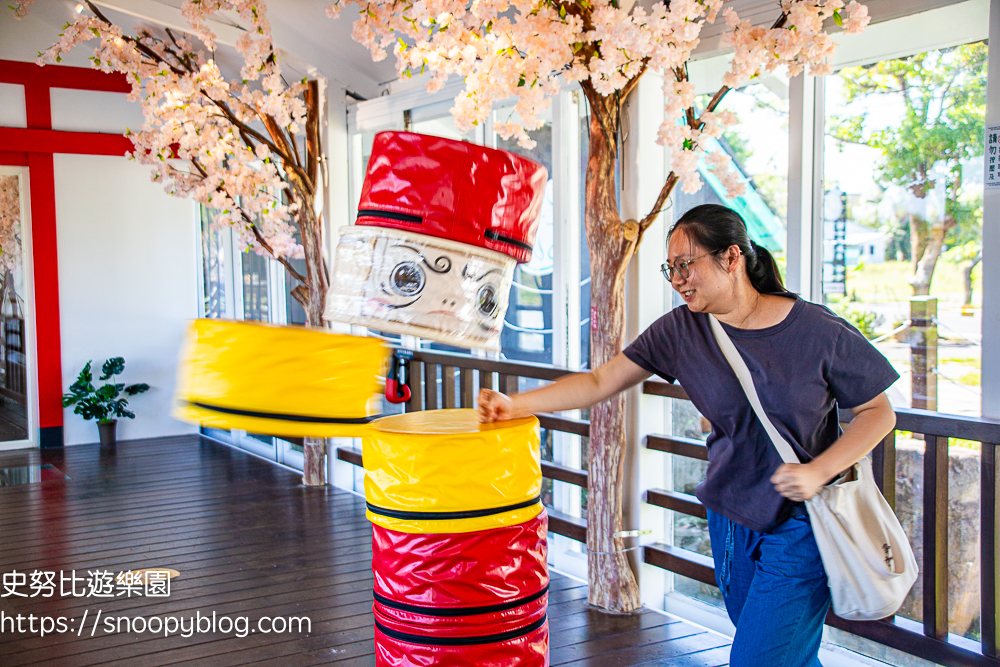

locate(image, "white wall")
[[54, 153, 200, 445]]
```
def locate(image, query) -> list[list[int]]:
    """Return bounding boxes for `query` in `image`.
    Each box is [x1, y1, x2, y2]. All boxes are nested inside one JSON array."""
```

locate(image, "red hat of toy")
[[356, 131, 548, 263]]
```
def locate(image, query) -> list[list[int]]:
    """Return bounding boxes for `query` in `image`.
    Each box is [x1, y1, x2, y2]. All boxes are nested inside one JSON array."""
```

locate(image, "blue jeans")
[[707, 508, 832, 667]]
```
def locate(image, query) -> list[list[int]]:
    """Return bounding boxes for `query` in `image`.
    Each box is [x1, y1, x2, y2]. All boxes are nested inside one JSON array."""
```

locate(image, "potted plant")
[[62, 357, 150, 446]]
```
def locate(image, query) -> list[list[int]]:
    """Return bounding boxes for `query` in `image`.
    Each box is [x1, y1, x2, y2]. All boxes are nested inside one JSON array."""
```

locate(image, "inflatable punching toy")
[[363, 409, 550, 666], [173, 319, 388, 437], [324, 131, 547, 349]]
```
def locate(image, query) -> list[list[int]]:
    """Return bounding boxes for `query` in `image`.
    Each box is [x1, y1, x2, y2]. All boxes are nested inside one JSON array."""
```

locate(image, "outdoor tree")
[[830, 42, 987, 296], [327, 0, 870, 610], [15, 0, 331, 486]]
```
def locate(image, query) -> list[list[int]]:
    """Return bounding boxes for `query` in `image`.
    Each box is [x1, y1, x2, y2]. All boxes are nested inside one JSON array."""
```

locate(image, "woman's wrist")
[[509, 394, 533, 419]]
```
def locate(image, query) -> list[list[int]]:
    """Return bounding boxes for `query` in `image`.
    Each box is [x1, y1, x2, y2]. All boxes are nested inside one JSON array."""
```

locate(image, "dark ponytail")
[[668, 204, 787, 294]]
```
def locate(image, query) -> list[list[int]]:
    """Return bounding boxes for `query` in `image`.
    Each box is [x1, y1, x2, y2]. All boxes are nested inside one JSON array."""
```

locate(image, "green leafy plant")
[[830, 304, 884, 340], [62, 358, 149, 423]]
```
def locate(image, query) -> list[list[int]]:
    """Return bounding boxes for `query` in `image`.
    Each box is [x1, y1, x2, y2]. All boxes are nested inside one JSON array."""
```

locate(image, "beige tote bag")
[[709, 315, 918, 621]]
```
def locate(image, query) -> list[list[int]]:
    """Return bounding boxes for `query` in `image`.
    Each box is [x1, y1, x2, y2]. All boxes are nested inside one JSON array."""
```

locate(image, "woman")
[[478, 204, 898, 666]]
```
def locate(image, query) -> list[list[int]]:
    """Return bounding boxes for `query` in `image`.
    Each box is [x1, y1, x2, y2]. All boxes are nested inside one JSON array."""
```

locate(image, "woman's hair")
[[667, 204, 787, 294]]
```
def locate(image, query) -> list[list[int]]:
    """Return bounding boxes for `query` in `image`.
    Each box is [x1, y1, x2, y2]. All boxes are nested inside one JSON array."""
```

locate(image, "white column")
[[550, 89, 585, 577], [786, 74, 824, 302], [622, 72, 671, 610], [552, 89, 582, 372], [983, 0, 1000, 418]]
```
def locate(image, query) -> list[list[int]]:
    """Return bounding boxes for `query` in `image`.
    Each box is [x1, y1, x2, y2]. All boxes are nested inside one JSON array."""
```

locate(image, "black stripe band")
[[375, 614, 546, 646], [367, 496, 541, 521], [358, 209, 423, 223], [373, 585, 549, 617], [484, 229, 533, 252], [190, 402, 379, 425]]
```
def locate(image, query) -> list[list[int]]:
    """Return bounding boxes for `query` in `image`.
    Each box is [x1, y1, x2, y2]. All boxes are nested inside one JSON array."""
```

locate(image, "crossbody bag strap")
[[708, 314, 800, 466]]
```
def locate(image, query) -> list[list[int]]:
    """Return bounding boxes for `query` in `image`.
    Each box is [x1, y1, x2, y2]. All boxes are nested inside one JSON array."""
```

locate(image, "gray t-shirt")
[[623, 295, 899, 533]]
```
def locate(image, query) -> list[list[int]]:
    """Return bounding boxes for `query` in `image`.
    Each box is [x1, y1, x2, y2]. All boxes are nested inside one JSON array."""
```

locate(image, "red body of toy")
[[371, 511, 548, 609], [370, 511, 550, 666], [356, 131, 547, 264], [373, 614, 549, 667]]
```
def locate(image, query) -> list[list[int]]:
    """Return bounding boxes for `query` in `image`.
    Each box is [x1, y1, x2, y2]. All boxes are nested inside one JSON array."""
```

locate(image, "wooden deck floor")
[[0, 436, 732, 666]]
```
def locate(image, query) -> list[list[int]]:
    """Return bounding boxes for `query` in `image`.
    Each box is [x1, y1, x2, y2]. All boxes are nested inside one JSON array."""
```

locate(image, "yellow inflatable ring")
[[363, 409, 542, 533], [173, 319, 388, 438]]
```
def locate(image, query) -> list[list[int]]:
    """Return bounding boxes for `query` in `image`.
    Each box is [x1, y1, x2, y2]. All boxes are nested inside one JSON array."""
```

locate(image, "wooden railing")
[[335, 348, 1000, 667]]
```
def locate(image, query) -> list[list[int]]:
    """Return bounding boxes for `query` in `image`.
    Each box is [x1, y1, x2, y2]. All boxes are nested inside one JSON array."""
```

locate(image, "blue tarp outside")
[[698, 137, 786, 253]]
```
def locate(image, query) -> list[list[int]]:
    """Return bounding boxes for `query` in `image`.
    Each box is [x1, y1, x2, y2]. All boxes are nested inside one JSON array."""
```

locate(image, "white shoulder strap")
[[708, 314, 800, 465]]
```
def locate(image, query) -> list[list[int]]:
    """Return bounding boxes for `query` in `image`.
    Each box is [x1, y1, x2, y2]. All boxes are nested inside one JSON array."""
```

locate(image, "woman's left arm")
[[770, 393, 896, 502]]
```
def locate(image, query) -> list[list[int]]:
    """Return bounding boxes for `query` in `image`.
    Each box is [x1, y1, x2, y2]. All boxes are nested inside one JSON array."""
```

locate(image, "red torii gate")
[[0, 59, 134, 447]]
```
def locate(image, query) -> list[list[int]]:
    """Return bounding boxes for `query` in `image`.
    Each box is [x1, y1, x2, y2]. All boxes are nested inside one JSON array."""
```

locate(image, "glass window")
[[200, 207, 227, 320], [239, 248, 270, 323], [675, 77, 790, 274], [823, 41, 986, 419], [496, 109, 555, 367], [822, 15, 988, 647], [410, 104, 475, 142], [0, 172, 29, 444]]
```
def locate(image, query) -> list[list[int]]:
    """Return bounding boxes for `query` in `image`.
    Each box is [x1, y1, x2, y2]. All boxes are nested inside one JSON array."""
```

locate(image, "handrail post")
[[923, 434, 950, 639], [910, 296, 938, 412], [872, 430, 897, 511], [983, 443, 999, 657]]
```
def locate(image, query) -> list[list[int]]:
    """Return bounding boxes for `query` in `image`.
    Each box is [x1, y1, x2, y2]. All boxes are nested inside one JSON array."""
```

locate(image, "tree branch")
[[260, 112, 315, 197], [581, 81, 618, 160], [239, 210, 310, 285], [620, 61, 647, 100], [638, 172, 678, 237], [704, 85, 731, 116], [305, 80, 321, 187], [188, 157, 309, 286]]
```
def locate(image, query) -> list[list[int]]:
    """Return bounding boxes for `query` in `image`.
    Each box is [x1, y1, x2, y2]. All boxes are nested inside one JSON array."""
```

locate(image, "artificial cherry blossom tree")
[[328, 0, 870, 611], [19, 0, 330, 485], [0, 175, 22, 273]]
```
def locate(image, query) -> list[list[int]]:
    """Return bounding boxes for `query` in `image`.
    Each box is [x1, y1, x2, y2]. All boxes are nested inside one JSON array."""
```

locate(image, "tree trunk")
[[293, 174, 331, 487], [909, 213, 929, 276], [303, 439, 326, 486], [288, 162, 330, 328], [962, 254, 982, 306], [909, 213, 954, 296], [581, 84, 642, 614]]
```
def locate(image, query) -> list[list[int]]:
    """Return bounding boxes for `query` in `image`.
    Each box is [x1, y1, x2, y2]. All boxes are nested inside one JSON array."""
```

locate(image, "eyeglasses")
[[660, 252, 712, 282]]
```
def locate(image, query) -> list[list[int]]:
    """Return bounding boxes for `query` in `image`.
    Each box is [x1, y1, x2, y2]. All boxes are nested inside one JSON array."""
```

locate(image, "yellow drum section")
[[173, 319, 388, 437], [364, 409, 542, 533]]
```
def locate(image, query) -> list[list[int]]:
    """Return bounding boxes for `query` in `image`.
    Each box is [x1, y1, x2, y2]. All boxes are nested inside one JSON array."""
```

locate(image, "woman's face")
[[666, 228, 734, 313]]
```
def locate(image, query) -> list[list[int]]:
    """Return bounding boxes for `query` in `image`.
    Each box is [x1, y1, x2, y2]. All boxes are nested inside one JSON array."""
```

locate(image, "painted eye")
[[477, 284, 498, 318], [390, 261, 425, 296]]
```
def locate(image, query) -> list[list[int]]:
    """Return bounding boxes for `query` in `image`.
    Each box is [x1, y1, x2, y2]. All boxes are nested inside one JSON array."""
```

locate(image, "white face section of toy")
[[325, 227, 515, 349]]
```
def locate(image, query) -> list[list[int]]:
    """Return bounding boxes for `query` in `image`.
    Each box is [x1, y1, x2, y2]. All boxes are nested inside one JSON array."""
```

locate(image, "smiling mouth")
[[681, 290, 695, 299]]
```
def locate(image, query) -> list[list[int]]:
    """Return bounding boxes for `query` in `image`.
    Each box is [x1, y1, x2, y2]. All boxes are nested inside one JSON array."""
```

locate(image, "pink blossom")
[[843, 1, 871, 33], [8, 0, 33, 19], [722, 1, 859, 89], [321, 0, 869, 191], [34, 2, 312, 260], [705, 150, 746, 198]]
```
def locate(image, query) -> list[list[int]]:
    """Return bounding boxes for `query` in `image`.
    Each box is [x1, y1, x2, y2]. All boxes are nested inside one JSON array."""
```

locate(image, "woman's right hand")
[[478, 389, 521, 422], [477, 353, 650, 423]]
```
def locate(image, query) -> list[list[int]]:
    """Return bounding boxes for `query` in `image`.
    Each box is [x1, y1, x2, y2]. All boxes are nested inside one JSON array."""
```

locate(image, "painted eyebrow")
[[391, 244, 451, 273], [462, 264, 501, 282]]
